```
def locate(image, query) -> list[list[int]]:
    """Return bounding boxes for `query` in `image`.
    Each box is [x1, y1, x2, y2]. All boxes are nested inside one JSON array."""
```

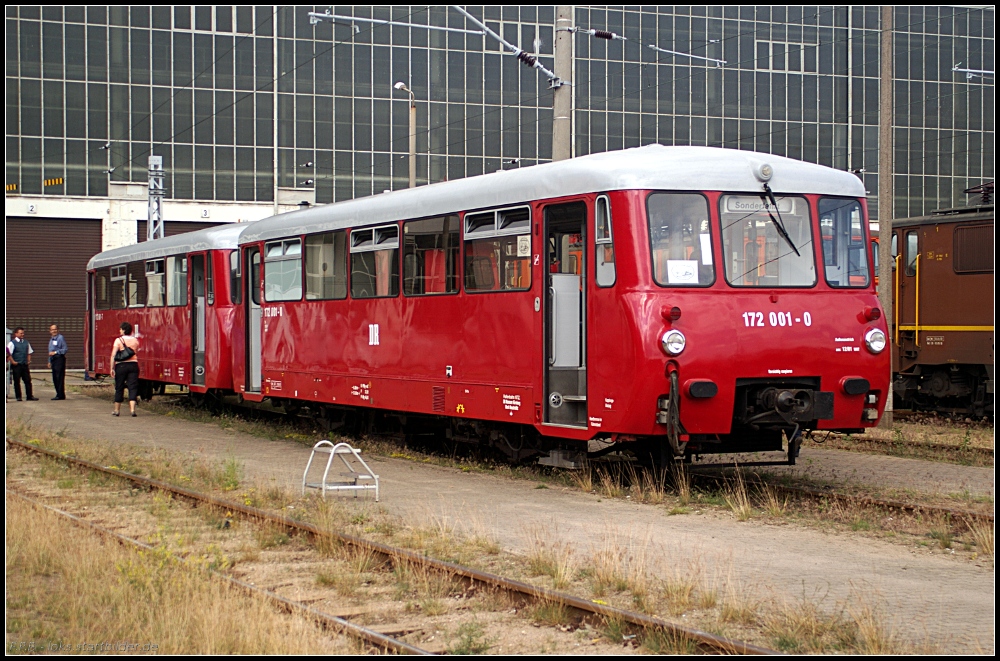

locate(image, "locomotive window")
[[595, 195, 616, 287], [96, 268, 111, 310], [167, 256, 188, 306], [146, 259, 165, 307], [110, 265, 127, 309], [229, 251, 242, 305], [647, 193, 715, 287], [403, 215, 459, 296], [351, 224, 399, 299], [904, 231, 918, 276], [305, 230, 348, 300], [719, 194, 815, 288], [264, 239, 303, 302], [819, 197, 870, 288], [127, 261, 147, 307]]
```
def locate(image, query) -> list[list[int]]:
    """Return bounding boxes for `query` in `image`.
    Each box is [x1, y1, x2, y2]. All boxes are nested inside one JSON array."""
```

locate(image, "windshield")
[[647, 192, 715, 287], [819, 197, 870, 287], [720, 194, 815, 287]]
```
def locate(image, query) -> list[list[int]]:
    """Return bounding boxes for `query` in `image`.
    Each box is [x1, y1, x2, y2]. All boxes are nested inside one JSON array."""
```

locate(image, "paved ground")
[[6, 372, 996, 653]]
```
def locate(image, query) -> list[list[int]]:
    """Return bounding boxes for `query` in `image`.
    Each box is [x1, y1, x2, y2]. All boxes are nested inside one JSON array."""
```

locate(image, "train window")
[[498, 207, 531, 233], [229, 251, 242, 305], [595, 195, 616, 287], [904, 232, 918, 276], [146, 259, 165, 307], [127, 262, 147, 307], [167, 256, 188, 306], [403, 215, 459, 296], [351, 224, 399, 299], [305, 231, 348, 300], [110, 265, 127, 309], [647, 193, 715, 287], [719, 194, 815, 287], [819, 198, 870, 288], [953, 225, 994, 273], [463, 205, 532, 292], [264, 239, 303, 302], [95, 268, 111, 310]]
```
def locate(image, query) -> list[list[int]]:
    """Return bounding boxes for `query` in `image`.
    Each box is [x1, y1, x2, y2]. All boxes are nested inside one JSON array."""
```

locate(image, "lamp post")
[[394, 82, 417, 188]]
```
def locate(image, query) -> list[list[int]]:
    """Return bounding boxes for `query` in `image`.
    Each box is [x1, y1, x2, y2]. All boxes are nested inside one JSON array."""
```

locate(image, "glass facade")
[[5, 6, 994, 218]]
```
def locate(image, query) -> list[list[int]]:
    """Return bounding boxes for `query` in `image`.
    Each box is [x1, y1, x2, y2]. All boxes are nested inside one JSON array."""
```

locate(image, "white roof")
[[87, 223, 246, 270], [240, 145, 866, 244]]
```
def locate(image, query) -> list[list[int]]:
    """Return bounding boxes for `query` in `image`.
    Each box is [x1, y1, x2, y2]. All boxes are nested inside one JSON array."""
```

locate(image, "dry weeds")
[[5, 496, 349, 654]]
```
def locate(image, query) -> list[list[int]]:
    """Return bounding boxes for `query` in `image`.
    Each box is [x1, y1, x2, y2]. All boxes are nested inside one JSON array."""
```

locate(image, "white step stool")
[[302, 440, 379, 502]]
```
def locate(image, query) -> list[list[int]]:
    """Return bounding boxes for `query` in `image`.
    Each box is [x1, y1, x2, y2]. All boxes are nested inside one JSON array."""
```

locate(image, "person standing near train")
[[6, 327, 39, 401], [47, 323, 68, 400], [110, 321, 141, 417]]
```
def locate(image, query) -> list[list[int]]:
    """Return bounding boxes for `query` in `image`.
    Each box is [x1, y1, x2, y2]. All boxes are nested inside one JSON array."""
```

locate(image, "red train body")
[[86, 225, 243, 401], [87, 147, 890, 465]]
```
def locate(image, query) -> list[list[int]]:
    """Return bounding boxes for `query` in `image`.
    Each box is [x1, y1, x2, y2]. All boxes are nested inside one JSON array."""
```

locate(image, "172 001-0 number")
[[742, 311, 812, 327]]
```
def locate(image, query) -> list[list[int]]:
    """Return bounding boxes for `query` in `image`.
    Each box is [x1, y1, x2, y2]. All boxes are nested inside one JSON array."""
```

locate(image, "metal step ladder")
[[302, 440, 379, 501]]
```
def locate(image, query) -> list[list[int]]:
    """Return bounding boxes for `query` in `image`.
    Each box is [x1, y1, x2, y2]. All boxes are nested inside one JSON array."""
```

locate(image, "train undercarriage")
[[893, 364, 994, 419]]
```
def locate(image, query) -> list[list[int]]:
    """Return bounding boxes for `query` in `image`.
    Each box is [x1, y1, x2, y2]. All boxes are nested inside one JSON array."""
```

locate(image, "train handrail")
[[894, 254, 902, 345], [914, 253, 920, 346]]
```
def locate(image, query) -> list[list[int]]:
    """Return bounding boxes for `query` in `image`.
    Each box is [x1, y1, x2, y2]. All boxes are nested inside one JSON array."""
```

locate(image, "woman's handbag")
[[114, 343, 136, 362]]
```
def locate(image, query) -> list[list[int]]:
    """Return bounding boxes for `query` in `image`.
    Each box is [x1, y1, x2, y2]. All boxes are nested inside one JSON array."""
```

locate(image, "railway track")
[[822, 435, 995, 462], [6, 490, 430, 655], [687, 469, 994, 530], [7, 437, 777, 655]]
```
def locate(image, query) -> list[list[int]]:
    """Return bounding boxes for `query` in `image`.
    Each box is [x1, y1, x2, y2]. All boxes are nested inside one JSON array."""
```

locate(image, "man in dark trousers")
[[6, 327, 39, 401], [48, 323, 68, 400]]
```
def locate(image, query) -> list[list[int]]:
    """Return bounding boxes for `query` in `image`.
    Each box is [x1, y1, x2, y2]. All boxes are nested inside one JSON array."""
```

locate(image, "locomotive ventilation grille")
[[432, 386, 446, 412]]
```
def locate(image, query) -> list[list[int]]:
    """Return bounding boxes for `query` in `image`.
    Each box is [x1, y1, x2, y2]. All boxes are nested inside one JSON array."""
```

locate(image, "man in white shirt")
[[6, 327, 38, 401]]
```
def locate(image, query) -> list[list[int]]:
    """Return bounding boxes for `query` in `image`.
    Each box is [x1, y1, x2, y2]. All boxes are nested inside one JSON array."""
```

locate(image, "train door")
[[246, 247, 262, 392], [87, 272, 96, 373], [190, 253, 207, 386], [896, 229, 920, 363], [543, 201, 588, 427]]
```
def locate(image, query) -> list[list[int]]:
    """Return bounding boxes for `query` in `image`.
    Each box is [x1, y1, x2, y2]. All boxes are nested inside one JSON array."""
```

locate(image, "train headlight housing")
[[864, 328, 887, 354], [661, 329, 686, 356]]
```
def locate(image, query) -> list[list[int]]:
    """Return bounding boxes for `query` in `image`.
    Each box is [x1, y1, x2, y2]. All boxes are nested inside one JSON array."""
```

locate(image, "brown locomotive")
[[890, 200, 994, 417]]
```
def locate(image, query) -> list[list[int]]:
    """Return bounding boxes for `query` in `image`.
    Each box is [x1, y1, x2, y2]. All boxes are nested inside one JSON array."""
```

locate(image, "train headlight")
[[661, 329, 686, 356], [864, 328, 887, 354]]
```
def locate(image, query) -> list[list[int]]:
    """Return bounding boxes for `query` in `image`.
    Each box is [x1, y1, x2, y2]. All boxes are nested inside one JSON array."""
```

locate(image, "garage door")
[[6, 217, 102, 370]]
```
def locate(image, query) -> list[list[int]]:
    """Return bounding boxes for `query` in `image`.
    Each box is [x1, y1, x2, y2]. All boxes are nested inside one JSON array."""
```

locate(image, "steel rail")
[[5, 489, 432, 656], [7, 437, 777, 656], [821, 436, 995, 461], [688, 469, 994, 526]]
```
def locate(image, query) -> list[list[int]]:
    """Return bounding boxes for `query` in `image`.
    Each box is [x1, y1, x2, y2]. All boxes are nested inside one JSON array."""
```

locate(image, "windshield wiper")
[[760, 183, 800, 257]]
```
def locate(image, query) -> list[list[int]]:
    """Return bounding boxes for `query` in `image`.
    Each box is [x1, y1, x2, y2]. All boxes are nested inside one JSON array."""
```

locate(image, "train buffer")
[[302, 440, 379, 502]]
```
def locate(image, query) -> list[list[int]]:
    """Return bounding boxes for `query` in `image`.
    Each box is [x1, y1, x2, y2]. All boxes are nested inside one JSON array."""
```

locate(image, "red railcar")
[[230, 146, 889, 465], [86, 224, 244, 402]]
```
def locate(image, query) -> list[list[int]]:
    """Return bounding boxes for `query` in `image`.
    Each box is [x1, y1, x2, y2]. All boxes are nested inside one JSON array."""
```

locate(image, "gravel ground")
[[6, 374, 995, 653]]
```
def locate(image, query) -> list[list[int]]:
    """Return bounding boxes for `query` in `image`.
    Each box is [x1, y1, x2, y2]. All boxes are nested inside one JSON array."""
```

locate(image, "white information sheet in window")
[[667, 260, 699, 284]]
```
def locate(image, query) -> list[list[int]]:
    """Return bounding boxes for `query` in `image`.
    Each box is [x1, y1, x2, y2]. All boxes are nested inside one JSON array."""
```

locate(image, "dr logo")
[[368, 324, 380, 346]]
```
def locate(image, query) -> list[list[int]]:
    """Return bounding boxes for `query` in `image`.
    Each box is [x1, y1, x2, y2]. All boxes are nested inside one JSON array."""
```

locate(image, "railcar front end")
[[603, 188, 889, 464]]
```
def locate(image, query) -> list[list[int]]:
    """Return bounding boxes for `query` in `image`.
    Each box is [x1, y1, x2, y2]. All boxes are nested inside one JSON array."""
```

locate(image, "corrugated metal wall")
[[6, 217, 102, 369], [136, 220, 223, 241]]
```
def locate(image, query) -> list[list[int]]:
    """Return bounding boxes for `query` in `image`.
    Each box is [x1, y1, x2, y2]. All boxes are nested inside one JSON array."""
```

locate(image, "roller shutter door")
[[6, 217, 102, 370]]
